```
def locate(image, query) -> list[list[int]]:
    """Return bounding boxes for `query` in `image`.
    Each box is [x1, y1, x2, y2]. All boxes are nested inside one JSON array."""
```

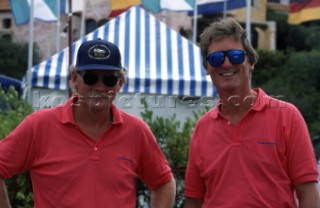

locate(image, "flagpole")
[[56, 0, 61, 52], [80, 0, 86, 38], [223, 0, 227, 19], [192, 0, 198, 43], [68, 0, 73, 97], [68, 0, 72, 67], [26, 0, 35, 103], [246, 0, 251, 42]]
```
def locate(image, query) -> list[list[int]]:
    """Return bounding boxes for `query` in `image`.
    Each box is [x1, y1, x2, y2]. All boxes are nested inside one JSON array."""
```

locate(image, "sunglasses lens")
[[103, 75, 119, 87], [83, 73, 98, 85], [228, 50, 245, 65], [207, 52, 225, 67], [80, 72, 120, 87]]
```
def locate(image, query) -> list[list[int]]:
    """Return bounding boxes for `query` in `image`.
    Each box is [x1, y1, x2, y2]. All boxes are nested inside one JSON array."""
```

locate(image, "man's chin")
[[88, 98, 111, 111]]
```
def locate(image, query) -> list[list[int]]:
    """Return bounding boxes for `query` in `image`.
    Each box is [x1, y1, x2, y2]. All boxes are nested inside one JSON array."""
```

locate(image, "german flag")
[[289, 0, 320, 24], [109, 0, 141, 17]]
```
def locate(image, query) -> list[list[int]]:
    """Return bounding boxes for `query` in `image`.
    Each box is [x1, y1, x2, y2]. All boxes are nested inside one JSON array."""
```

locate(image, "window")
[[1, 34, 12, 40], [268, 0, 281, 3], [251, 0, 260, 7], [85, 19, 97, 34], [98, 18, 109, 27], [2, 18, 11, 29]]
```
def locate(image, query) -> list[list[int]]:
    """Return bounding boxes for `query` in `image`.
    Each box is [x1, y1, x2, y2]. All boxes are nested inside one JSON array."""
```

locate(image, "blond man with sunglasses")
[[0, 39, 175, 208], [184, 18, 319, 208]]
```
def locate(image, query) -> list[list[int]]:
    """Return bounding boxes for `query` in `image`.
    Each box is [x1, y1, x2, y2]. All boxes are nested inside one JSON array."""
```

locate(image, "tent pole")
[[25, 0, 34, 104], [56, 0, 61, 52], [192, 0, 198, 43]]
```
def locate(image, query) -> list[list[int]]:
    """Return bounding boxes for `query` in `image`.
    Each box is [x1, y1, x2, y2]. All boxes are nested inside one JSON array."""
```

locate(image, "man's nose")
[[221, 56, 232, 67]]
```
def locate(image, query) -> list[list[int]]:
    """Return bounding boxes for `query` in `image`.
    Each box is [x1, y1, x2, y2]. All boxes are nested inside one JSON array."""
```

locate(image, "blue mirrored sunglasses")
[[207, 49, 247, 67]]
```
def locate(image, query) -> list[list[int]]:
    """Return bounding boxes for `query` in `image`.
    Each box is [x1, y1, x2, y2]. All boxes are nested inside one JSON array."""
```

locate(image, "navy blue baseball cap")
[[75, 39, 123, 71]]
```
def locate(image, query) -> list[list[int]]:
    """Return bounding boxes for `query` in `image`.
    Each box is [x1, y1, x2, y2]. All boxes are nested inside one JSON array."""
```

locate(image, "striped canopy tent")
[[31, 5, 217, 97]]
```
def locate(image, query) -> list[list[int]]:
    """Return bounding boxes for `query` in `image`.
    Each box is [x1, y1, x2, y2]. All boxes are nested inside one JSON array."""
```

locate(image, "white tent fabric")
[[31, 5, 217, 97]]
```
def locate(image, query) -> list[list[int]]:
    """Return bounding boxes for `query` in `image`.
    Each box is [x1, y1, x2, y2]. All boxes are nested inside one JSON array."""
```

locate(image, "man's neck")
[[218, 89, 258, 125]]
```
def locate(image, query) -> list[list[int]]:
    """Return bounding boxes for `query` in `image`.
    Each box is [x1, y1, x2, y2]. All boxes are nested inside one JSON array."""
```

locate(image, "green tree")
[[0, 38, 40, 80]]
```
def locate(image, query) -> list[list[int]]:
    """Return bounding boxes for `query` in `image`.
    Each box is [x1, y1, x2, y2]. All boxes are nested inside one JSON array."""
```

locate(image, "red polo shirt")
[[0, 97, 172, 207], [185, 88, 318, 207]]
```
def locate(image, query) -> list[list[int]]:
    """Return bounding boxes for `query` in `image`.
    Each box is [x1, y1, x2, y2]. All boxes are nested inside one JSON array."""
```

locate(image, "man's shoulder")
[[27, 105, 63, 122], [117, 109, 148, 127]]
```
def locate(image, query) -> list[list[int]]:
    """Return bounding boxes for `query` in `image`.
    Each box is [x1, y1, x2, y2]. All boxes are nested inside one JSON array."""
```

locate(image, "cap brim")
[[75, 64, 122, 71]]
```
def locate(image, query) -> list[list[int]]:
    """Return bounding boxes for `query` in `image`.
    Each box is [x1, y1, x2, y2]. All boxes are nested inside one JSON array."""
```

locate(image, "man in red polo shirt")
[[184, 18, 319, 207], [0, 39, 176, 207]]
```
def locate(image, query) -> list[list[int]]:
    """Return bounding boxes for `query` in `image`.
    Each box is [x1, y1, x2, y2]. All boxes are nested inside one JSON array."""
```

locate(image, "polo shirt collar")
[[209, 88, 270, 119], [60, 96, 123, 125], [251, 88, 270, 112]]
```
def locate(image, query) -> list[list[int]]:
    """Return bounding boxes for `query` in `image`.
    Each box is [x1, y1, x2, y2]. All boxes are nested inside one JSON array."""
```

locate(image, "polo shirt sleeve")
[[184, 128, 205, 198], [136, 126, 173, 190], [0, 115, 36, 179], [285, 104, 319, 186]]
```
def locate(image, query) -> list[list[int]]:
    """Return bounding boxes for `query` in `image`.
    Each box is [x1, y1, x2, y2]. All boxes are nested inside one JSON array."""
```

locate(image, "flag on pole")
[[9, 0, 60, 25], [142, 0, 194, 13], [141, 0, 161, 13], [62, 0, 84, 13], [142, 0, 247, 14], [109, 0, 141, 17], [288, 0, 320, 24], [160, 0, 194, 11], [195, 0, 246, 15]]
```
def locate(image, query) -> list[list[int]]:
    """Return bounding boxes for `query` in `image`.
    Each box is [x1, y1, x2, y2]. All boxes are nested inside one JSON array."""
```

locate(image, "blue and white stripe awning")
[[31, 5, 217, 97]]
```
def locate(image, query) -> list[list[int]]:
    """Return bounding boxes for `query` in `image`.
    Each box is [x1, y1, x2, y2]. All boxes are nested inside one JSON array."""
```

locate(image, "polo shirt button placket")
[[91, 146, 101, 160]]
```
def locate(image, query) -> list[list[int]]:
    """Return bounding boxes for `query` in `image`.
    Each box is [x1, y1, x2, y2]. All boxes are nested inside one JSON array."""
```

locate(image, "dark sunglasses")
[[207, 49, 247, 67], [78, 72, 121, 87]]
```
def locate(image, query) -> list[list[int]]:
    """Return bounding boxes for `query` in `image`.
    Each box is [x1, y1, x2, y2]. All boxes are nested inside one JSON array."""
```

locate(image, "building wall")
[[229, 0, 276, 50], [231, 0, 267, 23]]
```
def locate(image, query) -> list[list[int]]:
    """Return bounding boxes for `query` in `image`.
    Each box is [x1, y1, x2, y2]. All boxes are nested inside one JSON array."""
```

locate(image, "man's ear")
[[70, 66, 79, 88], [118, 75, 125, 87], [68, 67, 80, 95], [249, 63, 255, 72], [205, 68, 210, 75]]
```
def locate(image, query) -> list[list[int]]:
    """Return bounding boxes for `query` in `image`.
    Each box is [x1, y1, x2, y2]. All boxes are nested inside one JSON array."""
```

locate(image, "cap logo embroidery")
[[88, 44, 111, 60]]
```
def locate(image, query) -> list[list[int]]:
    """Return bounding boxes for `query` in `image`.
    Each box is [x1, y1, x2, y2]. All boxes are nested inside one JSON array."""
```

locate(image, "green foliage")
[[305, 27, 320, 50], [0, 86, 33, 139], [5, 173, 34, 208], [139, 98, 208, 207], [0, 38, 40, 80], [0, 86, 34, 208], [253, 49, 286, 86], [141, 110, 194, 170]]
